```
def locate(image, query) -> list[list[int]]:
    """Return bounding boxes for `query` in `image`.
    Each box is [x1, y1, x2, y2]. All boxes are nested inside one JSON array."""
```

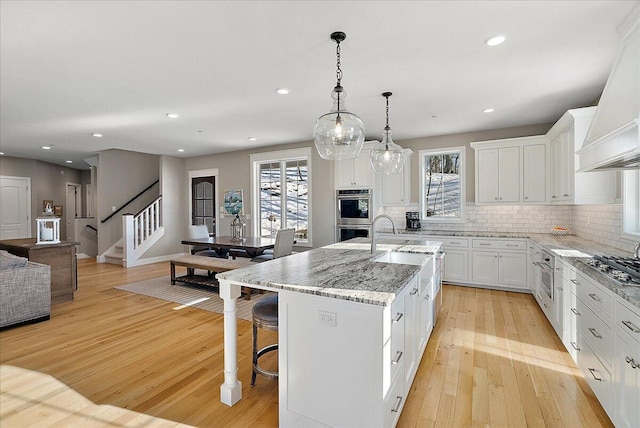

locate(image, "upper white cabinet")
[[335, 143, 375, 189], [546, 107, 618, 204], [471, 136, 547, 204], [378, 149, 413, 206]]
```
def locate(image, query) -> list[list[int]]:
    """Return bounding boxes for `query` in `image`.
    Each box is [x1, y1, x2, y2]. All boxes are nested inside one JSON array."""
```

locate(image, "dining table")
[[180, 235, 276, 258]]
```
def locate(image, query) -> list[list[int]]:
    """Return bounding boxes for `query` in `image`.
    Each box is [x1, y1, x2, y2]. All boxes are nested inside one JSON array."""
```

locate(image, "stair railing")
[[122, 195, 164, 267], [101, 179, 159, 224]]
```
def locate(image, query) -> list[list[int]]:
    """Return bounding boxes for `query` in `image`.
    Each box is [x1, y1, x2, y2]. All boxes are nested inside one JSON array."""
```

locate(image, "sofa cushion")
[[0, 250, 28, 270]]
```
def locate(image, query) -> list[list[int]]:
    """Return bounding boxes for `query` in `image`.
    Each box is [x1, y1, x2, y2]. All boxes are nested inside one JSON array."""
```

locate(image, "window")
[[251, 148, 311, 246], [622, 170, 640, 239], [419, 147, 465, 222]]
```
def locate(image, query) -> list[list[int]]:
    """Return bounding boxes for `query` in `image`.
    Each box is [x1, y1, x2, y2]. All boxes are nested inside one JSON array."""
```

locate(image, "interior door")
[[66, 183, 81, 241], [0, 176, 31, 239], [192, 176, 216, 235]]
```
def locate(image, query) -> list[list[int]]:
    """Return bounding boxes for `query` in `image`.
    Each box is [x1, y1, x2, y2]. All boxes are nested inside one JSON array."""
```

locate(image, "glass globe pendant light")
[[313, 31, 365, 160], [370, 92, 404, 175]]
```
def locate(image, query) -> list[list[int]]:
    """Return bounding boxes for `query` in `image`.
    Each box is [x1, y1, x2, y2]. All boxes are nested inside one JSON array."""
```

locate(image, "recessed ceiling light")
[[92, 133, 103, 138], [197, 130, 203, 133], [486, 35, 505, 46], [248, 137, 257, 141], [276, 88, 290, 95], [66, 160, 73, 164], [166, 113, 179, 119], [42, 146, 51, 150], [177, 149, 185, 152], [483, 108, 495, 113]]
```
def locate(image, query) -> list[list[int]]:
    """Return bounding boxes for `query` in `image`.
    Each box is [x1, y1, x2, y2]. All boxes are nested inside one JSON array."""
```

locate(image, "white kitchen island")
[[217, 239, 442, 428]]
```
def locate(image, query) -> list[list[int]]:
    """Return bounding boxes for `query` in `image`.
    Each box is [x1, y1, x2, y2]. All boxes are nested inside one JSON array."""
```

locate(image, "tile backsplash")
[[382, 203, 637, 253]]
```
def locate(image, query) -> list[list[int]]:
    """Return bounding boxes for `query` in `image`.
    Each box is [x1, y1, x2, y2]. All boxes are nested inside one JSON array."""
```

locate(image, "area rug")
[[115, 276, 272, 321]]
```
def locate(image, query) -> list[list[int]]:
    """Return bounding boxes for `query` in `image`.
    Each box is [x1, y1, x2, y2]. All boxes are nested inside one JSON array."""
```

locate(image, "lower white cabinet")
[[614, 301, 640, 428], [442, 249, 470, 283], [470, 239, 528, 291]]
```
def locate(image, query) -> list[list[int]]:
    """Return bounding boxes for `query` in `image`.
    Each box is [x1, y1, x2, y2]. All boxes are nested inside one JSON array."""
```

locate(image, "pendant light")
[[313, 31, 365, 160], [370, 92, 404, 175]]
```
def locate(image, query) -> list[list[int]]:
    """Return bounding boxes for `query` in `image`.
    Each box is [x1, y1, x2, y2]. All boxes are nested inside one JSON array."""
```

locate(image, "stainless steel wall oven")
[[336, 189, 373, 225]]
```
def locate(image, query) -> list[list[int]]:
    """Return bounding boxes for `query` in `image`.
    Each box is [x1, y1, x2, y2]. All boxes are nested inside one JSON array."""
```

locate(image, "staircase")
[[102, 196, 164, 267]]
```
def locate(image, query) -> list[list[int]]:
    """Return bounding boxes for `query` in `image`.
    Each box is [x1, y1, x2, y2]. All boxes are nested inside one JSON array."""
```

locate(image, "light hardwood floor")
[[0, 259, 613, 427]]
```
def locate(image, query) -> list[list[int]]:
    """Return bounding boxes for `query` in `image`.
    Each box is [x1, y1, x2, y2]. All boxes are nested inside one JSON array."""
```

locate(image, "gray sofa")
[[0, 250, 51, 329]]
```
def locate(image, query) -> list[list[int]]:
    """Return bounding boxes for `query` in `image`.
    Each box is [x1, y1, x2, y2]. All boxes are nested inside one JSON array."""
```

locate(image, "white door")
[[0, 176, 31, 239]]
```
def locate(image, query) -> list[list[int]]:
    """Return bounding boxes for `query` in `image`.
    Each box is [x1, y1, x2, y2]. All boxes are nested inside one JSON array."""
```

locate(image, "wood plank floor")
[[0, 259, 613, 427]]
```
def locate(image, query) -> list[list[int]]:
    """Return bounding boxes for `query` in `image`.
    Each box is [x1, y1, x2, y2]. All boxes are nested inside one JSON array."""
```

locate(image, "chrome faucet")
[[371, 214, 396, 254], [634, 242, 640, 259]]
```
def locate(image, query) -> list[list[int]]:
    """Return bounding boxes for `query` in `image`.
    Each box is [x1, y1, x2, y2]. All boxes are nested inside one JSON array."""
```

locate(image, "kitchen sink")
[[371, 251, 427, 266]]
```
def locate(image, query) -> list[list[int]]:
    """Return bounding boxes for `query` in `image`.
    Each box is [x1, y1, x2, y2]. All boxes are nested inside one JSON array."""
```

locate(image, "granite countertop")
[[217, 238, 441, 307], [379, 228, 639, 310]]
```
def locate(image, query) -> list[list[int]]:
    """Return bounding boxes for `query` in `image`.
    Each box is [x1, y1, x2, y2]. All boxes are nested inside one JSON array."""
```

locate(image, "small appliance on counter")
[[406, 211, 421, 230]]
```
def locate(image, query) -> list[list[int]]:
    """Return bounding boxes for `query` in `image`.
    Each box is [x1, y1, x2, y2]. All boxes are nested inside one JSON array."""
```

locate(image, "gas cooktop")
[[582, 255, 640, 287]]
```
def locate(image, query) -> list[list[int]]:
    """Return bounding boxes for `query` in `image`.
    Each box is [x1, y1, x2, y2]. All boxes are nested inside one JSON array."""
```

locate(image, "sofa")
[[0, 250, 51, 329]]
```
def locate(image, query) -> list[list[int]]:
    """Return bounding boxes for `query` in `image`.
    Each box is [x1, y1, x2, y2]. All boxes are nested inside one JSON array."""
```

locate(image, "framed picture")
[[223, 190, 243, 215], [53, 205, 63, 216], [43, 200, 53, 213]]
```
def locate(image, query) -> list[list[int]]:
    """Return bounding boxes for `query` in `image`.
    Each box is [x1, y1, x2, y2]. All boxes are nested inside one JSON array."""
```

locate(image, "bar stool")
[[251, 294, 278, 386]]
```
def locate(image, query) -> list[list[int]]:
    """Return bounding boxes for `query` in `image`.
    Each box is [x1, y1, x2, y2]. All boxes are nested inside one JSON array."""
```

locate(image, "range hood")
[[577, 4, 640, 172]]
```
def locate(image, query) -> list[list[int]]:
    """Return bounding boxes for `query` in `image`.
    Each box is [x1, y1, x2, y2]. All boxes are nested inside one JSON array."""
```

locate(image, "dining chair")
[[188, 225, 221, 257], [251, 228, 295, 262]]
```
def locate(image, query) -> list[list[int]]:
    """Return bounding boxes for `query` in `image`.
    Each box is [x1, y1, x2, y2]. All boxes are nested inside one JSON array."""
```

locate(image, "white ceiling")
[[1, 0, 637, 170]]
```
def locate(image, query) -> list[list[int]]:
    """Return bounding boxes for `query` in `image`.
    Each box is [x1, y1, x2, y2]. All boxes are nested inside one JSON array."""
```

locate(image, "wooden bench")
[[170, 255, 256, 300]]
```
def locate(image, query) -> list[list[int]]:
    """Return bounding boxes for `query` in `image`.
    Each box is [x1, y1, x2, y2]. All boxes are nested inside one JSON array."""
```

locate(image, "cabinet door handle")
[[556, 287, 563, 291], [588, 293, 603, 302], [588, 328, 602, 339], [392, 351, 403, 365], [588, 368, 602, 382], [479, 243, 491, 246], [570, 279, 580, 285], [506, 244, 518, 247], [524, 196, 529, 200], [570, 341, 580, 351], [552, 195, 557, 199], [392, 313, 404, 323], [625, 357, 639, 369], [543, 303, 549, 309], [571, 308, 580, 316], [390, 396, 403, 413], [494, 197, 498, 201], [425, 294, 430, 301], [563, 193, 570, 197], [622, 320, 640, 333], [410, 288, 419, 296]]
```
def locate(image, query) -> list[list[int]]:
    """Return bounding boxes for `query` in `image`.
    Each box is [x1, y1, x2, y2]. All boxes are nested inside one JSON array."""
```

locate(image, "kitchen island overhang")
[[216, 238, 442, 427]]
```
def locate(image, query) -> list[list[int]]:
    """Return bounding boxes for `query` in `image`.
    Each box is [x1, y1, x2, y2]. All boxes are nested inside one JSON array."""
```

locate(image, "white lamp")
[[313, 31, 365, 160]]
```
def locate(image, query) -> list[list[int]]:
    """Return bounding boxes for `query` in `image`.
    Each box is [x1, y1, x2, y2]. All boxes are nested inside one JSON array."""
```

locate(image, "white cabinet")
[[471, 239, 528, 291], [523, 144, 547, 202], [547, 107, 618, 204], [431, 236, 470, 284], [475, 146, 520, 203], [614, 301, 640, 428], [471, 136, 548, 204], [379, 149, 412, 206], [335, 146, 374, 189]]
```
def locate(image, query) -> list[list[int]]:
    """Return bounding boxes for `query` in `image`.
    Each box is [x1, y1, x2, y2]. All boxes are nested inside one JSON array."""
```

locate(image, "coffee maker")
[[405, 211, 421, 230]]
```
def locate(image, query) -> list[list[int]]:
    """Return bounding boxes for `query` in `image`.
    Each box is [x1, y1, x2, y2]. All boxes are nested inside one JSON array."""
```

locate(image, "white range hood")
[[577, 4, 640, 172]]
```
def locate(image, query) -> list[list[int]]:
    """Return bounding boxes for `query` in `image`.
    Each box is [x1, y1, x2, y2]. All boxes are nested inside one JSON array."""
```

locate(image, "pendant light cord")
[[335, 40, 342, 113], [384, 93, 391, 149]]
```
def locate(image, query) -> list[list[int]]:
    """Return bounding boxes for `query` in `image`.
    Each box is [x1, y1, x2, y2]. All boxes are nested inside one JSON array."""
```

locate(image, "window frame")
[[622, 169, 640, 240], [419, 146, 466, 223], [250, 147, 312, 247]]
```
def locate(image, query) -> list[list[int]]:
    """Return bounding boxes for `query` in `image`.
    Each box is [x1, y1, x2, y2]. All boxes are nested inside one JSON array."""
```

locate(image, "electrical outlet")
[[317, 310, 337, 327]]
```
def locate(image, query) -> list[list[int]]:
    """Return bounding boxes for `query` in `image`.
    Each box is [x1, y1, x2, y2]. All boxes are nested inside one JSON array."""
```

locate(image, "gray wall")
[[96, 149, 160, 254], [0, 156, 84, 240]]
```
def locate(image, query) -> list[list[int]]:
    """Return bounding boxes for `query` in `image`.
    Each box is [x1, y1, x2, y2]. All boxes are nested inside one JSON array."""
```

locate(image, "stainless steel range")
[[582, 255, 640, 286]]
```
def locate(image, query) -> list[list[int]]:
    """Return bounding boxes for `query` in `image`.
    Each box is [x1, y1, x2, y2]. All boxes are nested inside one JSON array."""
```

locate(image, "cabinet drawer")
[[575, 271, 613, 323], [578, 340, 613, 412], [472, 239, 527, 250], [438, 237, 469, 249], [384, 373, 405, 428], [616, 301, 640, 345], [577, 298, 613, 370]]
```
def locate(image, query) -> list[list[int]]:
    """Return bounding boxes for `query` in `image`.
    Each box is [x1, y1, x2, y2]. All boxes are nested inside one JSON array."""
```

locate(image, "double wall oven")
[[336, 189, 373, 242]]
